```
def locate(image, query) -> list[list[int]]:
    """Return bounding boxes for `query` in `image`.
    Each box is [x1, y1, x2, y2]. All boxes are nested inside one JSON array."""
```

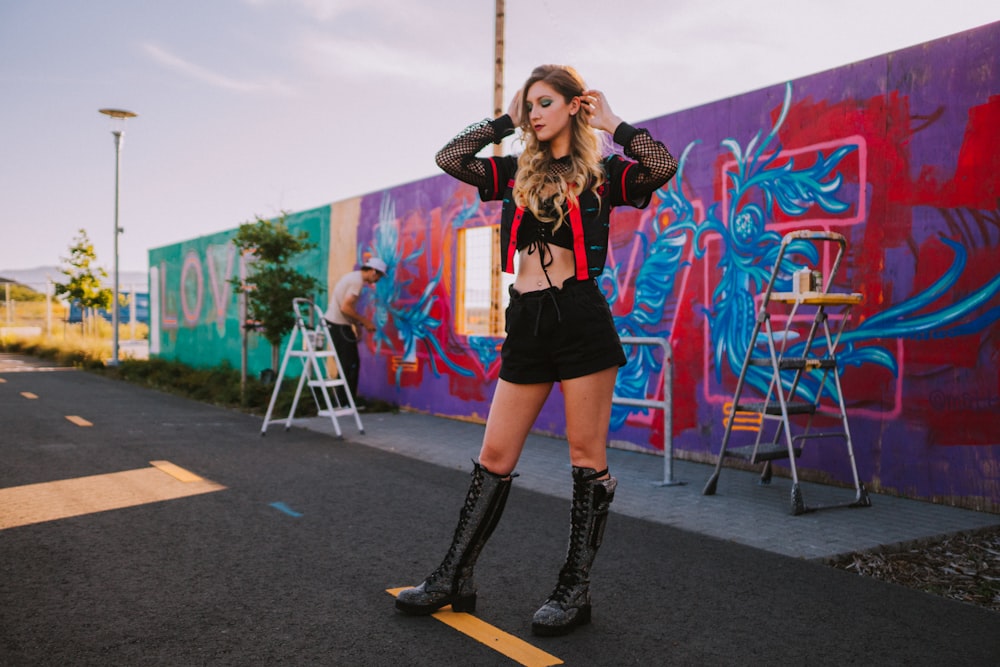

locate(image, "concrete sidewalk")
[[294, 409, 1000, 562]]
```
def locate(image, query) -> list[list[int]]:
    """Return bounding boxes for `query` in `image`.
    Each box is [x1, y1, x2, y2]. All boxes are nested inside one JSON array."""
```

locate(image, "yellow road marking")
[[150, 460, 203, 482], [65, 415, 93, 427], [386, 588, 563, 667], [0, 462, 226, 530], [20, 391, 38, 399]]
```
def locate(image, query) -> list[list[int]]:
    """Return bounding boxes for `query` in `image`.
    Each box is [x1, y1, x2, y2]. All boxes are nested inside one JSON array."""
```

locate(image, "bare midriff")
[[513, 244, 577, 293]]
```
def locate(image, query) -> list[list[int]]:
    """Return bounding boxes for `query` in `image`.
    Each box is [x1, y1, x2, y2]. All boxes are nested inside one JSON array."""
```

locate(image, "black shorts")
[[500, 277, 626, 384]]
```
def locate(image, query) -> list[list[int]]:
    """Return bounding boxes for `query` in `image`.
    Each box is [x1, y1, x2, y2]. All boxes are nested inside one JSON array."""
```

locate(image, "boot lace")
[[428, 469, 486, 580], [547, 575, 583, 605]]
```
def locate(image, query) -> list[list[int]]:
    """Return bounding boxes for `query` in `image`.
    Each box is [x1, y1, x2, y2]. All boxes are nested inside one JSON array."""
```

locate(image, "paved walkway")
[[294, 410, 1000, 561]]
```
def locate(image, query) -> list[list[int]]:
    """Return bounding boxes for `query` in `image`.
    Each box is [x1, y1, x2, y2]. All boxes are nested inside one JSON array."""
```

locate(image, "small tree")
[[229, 213, 319, 373], [53, 229, 113, 336]]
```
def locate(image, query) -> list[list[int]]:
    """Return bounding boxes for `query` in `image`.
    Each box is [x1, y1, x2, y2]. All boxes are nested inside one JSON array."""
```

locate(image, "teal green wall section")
[[148, 206, 329, 375]]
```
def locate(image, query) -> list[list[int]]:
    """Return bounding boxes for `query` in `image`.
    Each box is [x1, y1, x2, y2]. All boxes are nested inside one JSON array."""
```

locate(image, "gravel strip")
[[830, 526, 1000, 613]]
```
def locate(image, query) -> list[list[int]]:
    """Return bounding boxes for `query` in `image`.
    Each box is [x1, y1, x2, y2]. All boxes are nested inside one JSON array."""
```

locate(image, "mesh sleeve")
[[615, 124, 679, 202], [435, 116, 515, 189]]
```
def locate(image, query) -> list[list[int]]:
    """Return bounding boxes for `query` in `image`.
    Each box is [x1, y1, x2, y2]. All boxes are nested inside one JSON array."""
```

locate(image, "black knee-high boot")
[[395, 462, 512, 615], [531, 466, 616, 636]]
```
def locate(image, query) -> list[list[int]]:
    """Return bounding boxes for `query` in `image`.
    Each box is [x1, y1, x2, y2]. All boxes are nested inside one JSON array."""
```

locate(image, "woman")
[[395, 64, 677, 636]]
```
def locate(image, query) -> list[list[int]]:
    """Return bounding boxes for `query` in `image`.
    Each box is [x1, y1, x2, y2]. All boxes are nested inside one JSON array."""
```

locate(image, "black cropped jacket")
[[435, 114, 678, 280]]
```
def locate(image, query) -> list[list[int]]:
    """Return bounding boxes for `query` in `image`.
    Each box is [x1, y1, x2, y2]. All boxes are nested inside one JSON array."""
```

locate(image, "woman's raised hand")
[[507, 88, 523, 127], [581, 89, 623, 135]]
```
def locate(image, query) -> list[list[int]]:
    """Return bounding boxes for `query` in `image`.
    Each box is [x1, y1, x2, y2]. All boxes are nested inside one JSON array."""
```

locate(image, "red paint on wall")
[[778, 95, 918, 316], [917, 398, 1000, 446], [607, 208, 643, 317], [449, 373, 489, 402], [904, 236, 979, 366], [669, 278, 703, 438], [938, 96, 1000, 209]]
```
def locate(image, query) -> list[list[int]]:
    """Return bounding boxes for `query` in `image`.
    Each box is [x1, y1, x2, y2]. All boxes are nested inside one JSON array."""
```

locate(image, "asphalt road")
[[2, 359, 998, 666]]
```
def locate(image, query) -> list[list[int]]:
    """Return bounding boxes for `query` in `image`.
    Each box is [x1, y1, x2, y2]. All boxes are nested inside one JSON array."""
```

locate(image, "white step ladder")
[[260, 298, 365, 438]]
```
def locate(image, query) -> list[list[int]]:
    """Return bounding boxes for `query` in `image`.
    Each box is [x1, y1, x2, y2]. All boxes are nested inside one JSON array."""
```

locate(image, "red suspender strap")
[[568, 199, 588, 280], [620, 162, 634, 204], [503, 178, 519, 274], [506, 207, 523, 273], [487, 158, 499, 196]]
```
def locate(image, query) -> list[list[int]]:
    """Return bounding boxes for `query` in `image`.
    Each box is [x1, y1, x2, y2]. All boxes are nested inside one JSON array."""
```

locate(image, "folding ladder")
[[261, 298, 365, 438], [702, 230, 871, 515]]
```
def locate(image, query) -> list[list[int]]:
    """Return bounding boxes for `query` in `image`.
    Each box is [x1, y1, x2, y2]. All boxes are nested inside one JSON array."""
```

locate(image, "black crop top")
[[515, 161, 576, 253]]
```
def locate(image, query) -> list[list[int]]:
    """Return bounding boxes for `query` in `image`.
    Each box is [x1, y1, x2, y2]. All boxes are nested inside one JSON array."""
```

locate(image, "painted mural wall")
[[148, 207, 329, 372], [150, 23, 1000, 511]]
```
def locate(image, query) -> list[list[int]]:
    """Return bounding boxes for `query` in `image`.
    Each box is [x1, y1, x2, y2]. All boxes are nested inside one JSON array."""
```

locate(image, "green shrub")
[[95, 358, 308, 415], [2, 334, 397, 416]]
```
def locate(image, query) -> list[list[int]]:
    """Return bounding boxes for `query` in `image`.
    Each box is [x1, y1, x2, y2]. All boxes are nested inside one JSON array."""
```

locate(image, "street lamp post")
[[98, 108, 137, 366]]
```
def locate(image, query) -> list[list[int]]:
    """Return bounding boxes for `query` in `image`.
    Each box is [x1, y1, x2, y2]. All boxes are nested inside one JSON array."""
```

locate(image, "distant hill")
[[0, 266, 148, 291]]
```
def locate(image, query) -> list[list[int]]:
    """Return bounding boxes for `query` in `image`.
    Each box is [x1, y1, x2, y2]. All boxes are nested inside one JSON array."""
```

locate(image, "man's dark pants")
[[326, 322, 360, 404]]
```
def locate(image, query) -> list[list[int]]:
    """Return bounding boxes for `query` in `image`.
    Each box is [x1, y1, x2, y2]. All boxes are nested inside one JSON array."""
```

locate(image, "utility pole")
[[489, 0, 507, 330], [494, 0, 505, 156]]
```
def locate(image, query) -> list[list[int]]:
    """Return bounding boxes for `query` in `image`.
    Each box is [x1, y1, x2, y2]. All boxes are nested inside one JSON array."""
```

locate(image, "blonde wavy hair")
[[513, 65, 605, 230]]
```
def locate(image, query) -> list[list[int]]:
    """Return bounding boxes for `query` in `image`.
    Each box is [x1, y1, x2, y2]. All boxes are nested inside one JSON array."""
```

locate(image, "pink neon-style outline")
[[180, 251, 204, 325], [700, 135, 900, 416], [206, 244, 236, 333]]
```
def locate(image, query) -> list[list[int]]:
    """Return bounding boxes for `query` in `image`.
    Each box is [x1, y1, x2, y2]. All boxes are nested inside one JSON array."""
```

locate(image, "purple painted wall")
[[351, 22, 999, 511]]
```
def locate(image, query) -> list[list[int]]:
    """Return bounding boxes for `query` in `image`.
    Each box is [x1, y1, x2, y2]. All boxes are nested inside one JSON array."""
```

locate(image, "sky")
[[1, 0, 997, 282]]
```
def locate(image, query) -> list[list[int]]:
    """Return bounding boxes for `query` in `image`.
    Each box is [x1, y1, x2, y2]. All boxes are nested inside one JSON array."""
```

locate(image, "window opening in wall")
[[458, 225, 515, 336]]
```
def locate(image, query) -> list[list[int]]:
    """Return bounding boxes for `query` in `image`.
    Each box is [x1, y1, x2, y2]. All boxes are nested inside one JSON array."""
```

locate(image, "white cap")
[[363, 257, 387, 275]]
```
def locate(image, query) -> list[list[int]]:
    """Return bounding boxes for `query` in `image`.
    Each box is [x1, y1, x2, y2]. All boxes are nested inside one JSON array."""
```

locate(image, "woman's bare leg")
[[561, 366, 619, 474], [478, 379, 553, 475], [531, 365, 619, 636]]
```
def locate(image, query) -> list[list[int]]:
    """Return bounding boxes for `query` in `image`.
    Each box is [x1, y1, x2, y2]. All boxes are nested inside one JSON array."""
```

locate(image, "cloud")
[[141, 42, 296, 96], [299, 33, 484, 90], [242, 0, 398, 23]]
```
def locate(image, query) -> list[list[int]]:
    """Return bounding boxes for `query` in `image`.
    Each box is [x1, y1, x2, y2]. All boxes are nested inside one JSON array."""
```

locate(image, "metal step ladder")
[[702, 230, 871, 515], [261, 298, 365, 439]]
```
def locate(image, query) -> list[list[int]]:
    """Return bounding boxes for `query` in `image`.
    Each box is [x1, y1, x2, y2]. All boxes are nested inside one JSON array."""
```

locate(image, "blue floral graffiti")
[[625, 82, 1000, 409], [365, 194, 475, 384], [606, 82, 857, 427], [695, 85, 855, 392], [604, 142, 700, 430]]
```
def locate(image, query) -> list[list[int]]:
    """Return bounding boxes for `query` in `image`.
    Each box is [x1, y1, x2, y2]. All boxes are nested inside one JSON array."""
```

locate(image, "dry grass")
[[1, 332, 396, 416], [0, 325, 149, 366], [1, 331, 110, 368]]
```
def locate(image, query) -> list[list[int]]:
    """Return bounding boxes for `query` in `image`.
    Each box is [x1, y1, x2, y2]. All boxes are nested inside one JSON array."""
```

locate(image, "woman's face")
[[525, 81, 579, 149]]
